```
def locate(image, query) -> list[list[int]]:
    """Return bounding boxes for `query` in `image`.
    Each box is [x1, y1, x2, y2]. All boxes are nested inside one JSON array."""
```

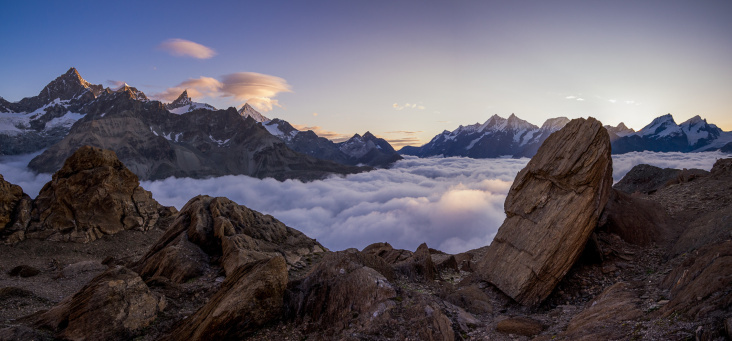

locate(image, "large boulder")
[[34, 266, 164, 341], [598, 189, 677, 246], [133, 195, 325, 283], [0, 174, 32, 243], [163, 256, 288, 341], [24, 146, 174, 243], [477, 117, 613, 306]]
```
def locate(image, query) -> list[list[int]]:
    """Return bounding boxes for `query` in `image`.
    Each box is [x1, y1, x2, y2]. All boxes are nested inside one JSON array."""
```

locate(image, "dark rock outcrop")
[[133, 195, 325, 283], [24, 146, 173, 243], [495, 316, 545, 337], [598, 189, 677, 246], [561, 282, 643, 340], [0, 174, 32, 243], [613, 164, 707, 194], [163, 257, 287, 341], [34, 266, 164, 341], [477, 117, 613, 306]]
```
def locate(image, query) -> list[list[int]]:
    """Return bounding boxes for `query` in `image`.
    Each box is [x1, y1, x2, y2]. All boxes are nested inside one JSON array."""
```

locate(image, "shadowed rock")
[[614, 164, 707, 195], [0, 174, 32, 244], [477, 117, 613, 306], [562, 282, 642, 340], [496, 316, 545, 337], [598, 189, 677, 246], [34, 266, 164, 341], [133, 195, 325, 283], [163, 257, 288, 341], [24, 146, 174, 243]]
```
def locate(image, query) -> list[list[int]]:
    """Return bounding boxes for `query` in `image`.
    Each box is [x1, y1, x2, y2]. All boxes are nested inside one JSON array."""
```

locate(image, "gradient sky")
[[2, 0, 731, 147]]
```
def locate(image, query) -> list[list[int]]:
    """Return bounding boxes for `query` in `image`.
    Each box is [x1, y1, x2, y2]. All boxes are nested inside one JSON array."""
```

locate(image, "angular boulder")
[[477, 117, 613, 306], [0, 174, 32, 243], [25, 146, 173, 243], [34, 266, 164, 341], [133, 195, 326, 283], [163, 257, 288, 341]]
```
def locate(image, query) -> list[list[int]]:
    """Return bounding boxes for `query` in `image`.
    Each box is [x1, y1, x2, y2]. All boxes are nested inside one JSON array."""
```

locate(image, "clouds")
[[393, 102, 425, 110], [1, 150, 726, 255], [292, 124, 352, 142], [152, 73, 292, 112], [142, 156, 528, 254], [158, 38, 216, 59], [383, 130, 424, 149]]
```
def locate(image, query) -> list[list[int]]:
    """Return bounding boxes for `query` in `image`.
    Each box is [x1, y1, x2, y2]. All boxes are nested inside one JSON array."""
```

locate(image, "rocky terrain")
[[0, 118, 730, 340]]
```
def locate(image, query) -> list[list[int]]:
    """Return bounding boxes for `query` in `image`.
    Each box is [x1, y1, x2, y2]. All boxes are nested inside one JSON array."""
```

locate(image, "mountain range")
[[0, 68, 402, 180], [400, 113, 732, 158]]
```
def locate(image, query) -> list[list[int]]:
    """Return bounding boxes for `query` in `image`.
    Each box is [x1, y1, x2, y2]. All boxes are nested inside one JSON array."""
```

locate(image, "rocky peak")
[[111, 83, 149, 102], [25, 145, 173, 243], [238, 103, 269, 122], [34, 67, 104, 106], [506, 113, 538, 131], [166, 90, 192, 109]]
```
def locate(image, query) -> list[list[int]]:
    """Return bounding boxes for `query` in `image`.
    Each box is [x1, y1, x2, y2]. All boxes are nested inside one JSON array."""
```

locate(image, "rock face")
[[164, 257, 287, 341], [23, 146, 172, 243], [477, 117, 613, 306], [34, 266, 164, 341], [598, 189, 677, 246], [0, 174, 32, 243], [133, 195, 325, 283], [561, 282, 643, 340]]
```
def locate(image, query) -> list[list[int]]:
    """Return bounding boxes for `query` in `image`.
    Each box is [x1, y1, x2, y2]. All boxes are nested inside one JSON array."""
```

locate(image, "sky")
[[1, 151, 726, 253], [1, 0, 731, 147]]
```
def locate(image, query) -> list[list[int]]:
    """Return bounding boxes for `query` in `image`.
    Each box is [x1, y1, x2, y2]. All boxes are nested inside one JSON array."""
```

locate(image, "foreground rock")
[[0, 175, 32, 243], [22, 146, 174, 243], [34, 266, 164, 341], [163, 257, 288, 341], [133, 195, 325, 283], [477, 117, 613, 306]]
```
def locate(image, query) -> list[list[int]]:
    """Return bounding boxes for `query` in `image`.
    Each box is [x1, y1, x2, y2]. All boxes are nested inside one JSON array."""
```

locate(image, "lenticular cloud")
[[0, 151, 726, 254]]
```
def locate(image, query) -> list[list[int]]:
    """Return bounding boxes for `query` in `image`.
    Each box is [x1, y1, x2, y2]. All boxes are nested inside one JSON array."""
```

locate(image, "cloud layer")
[[1, 151, 726, 254], [158, 38, 216, 59], [152, 72, 292, 112]]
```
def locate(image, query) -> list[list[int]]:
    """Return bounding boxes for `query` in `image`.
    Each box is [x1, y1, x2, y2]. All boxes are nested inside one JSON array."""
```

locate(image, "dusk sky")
[[2, 0, 730, 147]]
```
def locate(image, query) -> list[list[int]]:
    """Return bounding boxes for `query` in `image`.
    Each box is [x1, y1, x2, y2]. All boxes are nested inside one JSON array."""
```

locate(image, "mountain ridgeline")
[[400, 113, 731, 158], [0, 68, 403, 181]]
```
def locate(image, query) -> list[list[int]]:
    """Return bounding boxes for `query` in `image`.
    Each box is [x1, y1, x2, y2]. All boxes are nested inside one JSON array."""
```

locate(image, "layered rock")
[[22, 146, 173, 243], [613, 164, 707, 194], [163, 257, 287, 341], [477, 117, 613, 306], [0, 174, 32, 243], [34, 266, 164, 341], [598, 189, 677, 246], [133, 195, 325, 283]]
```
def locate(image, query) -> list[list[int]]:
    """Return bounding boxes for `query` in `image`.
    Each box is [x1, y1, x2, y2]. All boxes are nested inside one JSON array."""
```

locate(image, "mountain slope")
[[165, 90, 216, 115], [611, 114, 731, 154], [238, 103, 270, 122], [262, 118, 402, 168], [28, 90, 368, 181], [400, 114, 569, 159]]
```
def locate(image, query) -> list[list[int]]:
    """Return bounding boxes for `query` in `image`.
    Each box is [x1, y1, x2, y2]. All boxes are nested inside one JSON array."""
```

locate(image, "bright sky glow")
[[1, 0, 730, 148]]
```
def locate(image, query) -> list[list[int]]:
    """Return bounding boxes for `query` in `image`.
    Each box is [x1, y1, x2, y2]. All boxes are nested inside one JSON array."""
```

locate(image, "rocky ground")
[[0, 121, 730, 340]]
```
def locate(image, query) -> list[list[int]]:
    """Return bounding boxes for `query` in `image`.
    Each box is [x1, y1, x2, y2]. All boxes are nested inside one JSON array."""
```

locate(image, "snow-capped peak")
[[637, 114, 682, 137], [506, 113, 539, 131], [238, 103, 270, 122], [479, 114, 507, 131], [113, 82, 131, 92]]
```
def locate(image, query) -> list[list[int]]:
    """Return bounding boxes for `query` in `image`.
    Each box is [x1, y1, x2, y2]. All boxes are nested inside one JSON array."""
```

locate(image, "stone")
[[8, 265, 40, 278], [34, 266, 164, 341], [445, 284, 493, 315], [362, 242, 413, 264], [24, 146, 174, 243], [660, 240, 732, 319], [163, 257, 288, 341], [133, 195, 325, 283], [598, 189, 677, 246], [562, 282, 642, 340], [395, 242, 437, 282], [0, 174, 32, 243], [496, 316, 545, 336], [285, 250, 397, 333], [477, 117, 613, 306]]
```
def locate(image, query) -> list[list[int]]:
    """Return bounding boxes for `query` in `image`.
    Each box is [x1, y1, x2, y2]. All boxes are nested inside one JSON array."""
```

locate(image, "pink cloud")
[[158, 38, 216, 59]]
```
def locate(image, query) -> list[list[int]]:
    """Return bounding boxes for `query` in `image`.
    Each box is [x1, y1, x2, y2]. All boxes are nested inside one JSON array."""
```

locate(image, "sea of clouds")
[[1, 151, 727, 254]]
